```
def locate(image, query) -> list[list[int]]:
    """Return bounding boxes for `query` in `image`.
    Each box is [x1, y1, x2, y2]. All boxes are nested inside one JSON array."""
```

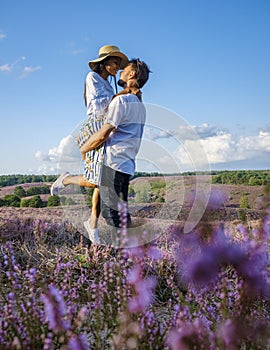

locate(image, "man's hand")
[[81, 149, 86, 161], [113, 79, 142, 101]]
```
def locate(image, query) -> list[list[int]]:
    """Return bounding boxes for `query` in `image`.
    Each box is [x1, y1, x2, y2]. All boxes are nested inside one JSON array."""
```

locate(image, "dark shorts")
[[99, 165, 131, 228]]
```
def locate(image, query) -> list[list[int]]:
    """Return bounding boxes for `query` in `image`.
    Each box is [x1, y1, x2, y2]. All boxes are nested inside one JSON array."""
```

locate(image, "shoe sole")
[[50, 172, 69, 196], [83, 221, 95, 243]]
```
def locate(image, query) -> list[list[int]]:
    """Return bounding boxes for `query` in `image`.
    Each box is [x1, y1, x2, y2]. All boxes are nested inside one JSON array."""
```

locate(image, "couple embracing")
[[51, 45, 150, 244]]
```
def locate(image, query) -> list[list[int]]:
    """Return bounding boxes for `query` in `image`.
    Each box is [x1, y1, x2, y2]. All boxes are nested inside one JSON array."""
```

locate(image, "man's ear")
[[129, 70, 136, 79]]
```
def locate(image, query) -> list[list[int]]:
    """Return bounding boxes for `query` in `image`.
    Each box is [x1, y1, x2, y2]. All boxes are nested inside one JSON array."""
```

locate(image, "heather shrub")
[[239, 194, 250, 209]]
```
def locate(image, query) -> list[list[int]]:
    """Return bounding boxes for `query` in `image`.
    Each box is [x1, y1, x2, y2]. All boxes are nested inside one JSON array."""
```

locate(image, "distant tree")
[[14, 186, 27, 198], [28, 195, 44, 208], [27, 187, 40, 196], [248, 177, 261, 186], [4, 194, 21, 207], [61, 196, 76, 206], [20, 195, 44, 208], [0, 174, 58, 188], [20, 198, 30, 207], [47, 196, 61, 207]]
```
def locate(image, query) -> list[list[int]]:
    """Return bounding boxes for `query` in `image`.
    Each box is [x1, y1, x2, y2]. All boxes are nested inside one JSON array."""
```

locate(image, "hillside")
[[0, 176, 269, 228]]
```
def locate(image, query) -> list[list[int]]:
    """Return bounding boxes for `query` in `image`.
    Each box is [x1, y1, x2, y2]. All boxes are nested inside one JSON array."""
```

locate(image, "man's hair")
[[129, 59, 151, 88]]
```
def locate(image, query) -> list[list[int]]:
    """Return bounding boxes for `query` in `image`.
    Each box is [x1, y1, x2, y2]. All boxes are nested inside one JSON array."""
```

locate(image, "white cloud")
[[35, 135, 82, 174], [0, 57, 25, 73], [35, 150, 51, 162], [145, 123, 225, 142], [36, 135, 80, 162], [145, 127, 176, 141], [199, 132, 239, 163], [193, 123, 224, 139], [0, 32, 6, 40], [175, 129, 270, 168], [0, 63, 11, 72], [18, 65, 42, 79], [35, 126, 270, 175], [0, 56, 41, 79]]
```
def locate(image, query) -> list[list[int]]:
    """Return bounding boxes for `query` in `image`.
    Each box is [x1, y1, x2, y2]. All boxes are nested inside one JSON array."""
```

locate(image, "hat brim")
[[88, 51, 129, 70]]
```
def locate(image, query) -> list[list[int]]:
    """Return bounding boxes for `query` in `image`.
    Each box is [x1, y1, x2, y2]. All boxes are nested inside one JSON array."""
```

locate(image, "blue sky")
[[0, 0, 269, 175]]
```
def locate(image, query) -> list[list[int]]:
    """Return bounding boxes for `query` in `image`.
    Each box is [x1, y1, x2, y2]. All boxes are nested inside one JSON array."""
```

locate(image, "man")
[[80, 58, 150, 240]]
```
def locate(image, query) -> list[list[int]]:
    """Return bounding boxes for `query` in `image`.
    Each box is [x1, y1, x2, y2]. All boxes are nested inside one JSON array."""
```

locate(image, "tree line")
[[0, 185, 75, 208], [0, 174, 57, 188], [1, 170, 269, 189], [211, 170, 270, 186]]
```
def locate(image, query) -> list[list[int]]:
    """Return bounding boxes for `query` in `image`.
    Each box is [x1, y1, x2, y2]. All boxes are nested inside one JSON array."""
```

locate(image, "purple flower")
[[128, 276, 156, 313], [217, 319, 238, 348], [166, 325, 204, 350], [68, 334, 89, 350], [148, 246, 163, 261], [41, 285, 70, 333]]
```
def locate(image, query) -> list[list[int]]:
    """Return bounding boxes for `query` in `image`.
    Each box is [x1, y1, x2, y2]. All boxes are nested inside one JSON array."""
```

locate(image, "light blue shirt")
[[104, 94, 146, 176]]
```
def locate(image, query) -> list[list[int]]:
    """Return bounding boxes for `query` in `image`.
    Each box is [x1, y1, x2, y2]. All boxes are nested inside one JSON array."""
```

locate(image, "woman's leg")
[[63, 174, 96, 188], [89, 188, 100, 229]]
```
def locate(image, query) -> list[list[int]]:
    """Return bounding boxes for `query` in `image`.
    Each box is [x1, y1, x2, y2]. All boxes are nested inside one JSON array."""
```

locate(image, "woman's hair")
[[90, 61, 106, 75], [129, 59, 151, 88]]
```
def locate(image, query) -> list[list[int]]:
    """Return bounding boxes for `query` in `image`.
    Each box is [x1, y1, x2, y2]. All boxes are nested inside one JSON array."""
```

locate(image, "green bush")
[[135, 183, 151, 203], [21, 195, 44, 208], [4, 194, 21, 207], [150, 180, 166, 190], [238, 209, 247, 222], [14, 186, 27, 198], [239, 194, 250, 209], [61, 196, 76, 206], [26, 186, 50, 196], [47, 196, 61, 207]]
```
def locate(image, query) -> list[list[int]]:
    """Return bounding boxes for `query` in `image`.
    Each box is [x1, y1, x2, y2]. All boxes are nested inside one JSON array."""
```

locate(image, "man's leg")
[[115, 170, 131, 227], [100, 166, 131, 227]]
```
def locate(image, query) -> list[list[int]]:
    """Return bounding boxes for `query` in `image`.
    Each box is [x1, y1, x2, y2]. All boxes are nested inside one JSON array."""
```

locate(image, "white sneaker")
[[83, 220, 100, 244], [50, 172, 70, 196]]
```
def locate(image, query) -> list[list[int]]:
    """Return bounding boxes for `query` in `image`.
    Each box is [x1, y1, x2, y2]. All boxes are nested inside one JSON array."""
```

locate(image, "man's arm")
[[80, 123, 115, 160]]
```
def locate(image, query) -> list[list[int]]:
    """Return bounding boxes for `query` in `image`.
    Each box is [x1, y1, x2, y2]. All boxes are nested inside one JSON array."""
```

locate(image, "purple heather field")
[[0, 176, 269, 349]]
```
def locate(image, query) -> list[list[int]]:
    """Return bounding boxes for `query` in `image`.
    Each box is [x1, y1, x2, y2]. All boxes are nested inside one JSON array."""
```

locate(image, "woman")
[[51, 45, 139, 244]]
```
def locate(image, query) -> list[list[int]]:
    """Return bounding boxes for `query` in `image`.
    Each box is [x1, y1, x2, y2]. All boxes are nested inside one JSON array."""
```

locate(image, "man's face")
[[118, 64, 134, 87]]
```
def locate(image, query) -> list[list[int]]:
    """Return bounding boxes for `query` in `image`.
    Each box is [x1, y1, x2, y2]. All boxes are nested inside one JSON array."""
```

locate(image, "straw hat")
[[88, 45, 129, 70]]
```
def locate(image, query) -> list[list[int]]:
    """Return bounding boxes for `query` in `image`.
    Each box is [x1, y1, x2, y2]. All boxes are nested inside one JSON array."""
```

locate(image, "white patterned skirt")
[[76, 115, 105, 186]]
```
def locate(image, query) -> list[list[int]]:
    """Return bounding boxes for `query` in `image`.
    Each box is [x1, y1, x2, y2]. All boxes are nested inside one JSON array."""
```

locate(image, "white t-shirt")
[[104, 94, 146, 176], [85, 72, 114, 116]]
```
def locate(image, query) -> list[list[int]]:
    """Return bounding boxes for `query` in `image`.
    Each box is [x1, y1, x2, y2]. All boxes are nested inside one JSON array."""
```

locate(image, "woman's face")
[[104, 57, 121, 76]]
